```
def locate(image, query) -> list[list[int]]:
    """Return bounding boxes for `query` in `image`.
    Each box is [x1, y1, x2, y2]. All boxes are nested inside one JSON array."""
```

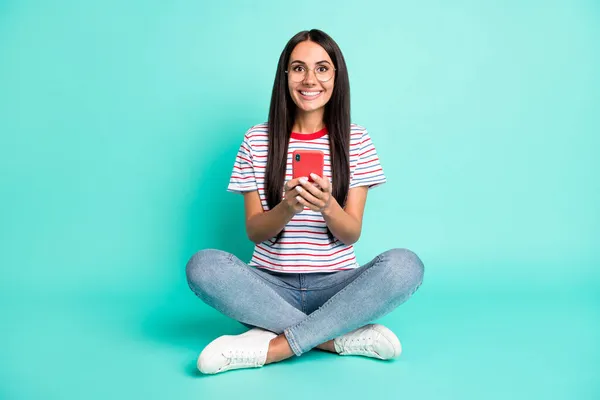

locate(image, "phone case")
[[292, 150, 324, 182]]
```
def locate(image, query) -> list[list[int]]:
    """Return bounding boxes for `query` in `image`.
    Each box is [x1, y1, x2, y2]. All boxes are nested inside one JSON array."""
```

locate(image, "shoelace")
[[339, 334, 377, 353], [224, 349, 264, 366]]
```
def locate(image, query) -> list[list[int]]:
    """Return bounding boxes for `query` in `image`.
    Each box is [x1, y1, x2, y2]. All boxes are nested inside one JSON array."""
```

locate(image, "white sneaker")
[[333, 324, 402, 360], [197, 328, 278, 374]]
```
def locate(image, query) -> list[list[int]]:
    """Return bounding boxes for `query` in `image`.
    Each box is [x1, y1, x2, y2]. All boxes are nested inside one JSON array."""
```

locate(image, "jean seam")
[[303, 291, 308, 314], [283, 327, 302, 356], [306, 272, 362, 291], [305, 254, 383, 291], [249, 267, 302, 291]]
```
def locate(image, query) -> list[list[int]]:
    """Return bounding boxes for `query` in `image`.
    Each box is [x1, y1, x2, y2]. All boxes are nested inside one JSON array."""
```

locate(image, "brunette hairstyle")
[[265, 29, 351, 242]]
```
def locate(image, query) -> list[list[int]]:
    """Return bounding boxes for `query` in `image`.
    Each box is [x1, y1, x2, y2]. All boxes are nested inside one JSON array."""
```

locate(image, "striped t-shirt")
[[227, 123, 386, 273]]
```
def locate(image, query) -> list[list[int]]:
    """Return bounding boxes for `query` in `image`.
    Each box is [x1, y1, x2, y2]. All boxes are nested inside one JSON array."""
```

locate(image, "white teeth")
[[301, 91, 321, 96]]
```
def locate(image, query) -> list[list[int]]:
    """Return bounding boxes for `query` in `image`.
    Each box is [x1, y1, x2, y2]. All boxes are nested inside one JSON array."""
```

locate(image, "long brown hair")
[[265, 29, 351, 243]]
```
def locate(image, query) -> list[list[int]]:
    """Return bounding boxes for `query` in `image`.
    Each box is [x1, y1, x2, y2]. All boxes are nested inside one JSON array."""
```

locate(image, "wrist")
[[278, 200, 296, 220], [321, 197, 337, 217]]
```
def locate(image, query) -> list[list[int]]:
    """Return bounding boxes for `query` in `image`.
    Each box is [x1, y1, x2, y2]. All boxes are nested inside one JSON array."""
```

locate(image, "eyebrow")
[[289, 60, 332, 65]]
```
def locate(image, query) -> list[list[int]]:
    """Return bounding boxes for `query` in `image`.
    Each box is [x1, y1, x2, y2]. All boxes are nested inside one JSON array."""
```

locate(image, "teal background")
[[1, 1, 599, 399]]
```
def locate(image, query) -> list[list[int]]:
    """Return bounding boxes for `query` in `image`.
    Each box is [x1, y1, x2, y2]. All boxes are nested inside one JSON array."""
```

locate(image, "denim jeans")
[[186, 248, 424, 356]]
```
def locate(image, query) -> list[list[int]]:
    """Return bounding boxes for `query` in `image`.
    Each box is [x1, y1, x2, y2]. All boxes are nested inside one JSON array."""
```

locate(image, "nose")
[[302, 68, 318, 85]]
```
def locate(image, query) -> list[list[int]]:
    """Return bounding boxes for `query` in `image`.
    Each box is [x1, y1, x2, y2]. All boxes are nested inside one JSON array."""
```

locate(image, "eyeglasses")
[[285, 64, 336, 82]]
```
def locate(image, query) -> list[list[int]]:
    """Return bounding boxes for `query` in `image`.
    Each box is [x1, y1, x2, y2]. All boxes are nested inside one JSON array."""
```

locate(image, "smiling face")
[[287, 40, 335, 115]]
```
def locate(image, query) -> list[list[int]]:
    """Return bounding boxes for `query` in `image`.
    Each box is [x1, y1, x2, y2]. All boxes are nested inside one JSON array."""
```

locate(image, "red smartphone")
[[292, 150, 324, 182]]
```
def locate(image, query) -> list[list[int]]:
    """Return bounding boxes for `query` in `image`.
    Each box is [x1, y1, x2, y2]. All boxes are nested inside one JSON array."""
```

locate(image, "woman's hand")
[[283, 177, 306, 215], [294, 173, 332, 213]]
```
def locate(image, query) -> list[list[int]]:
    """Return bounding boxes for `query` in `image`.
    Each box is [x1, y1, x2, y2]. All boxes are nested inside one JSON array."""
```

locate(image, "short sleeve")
[[349, 129, 386, 189], [227, 135, 258, 193]]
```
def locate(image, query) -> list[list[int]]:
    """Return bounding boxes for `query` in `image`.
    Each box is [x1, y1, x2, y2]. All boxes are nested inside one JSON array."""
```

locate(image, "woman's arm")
[[243, 191, 294, 243], [295, 174, 369, 246], [242, 177, 305, 244], [321, 186, 368, 245]]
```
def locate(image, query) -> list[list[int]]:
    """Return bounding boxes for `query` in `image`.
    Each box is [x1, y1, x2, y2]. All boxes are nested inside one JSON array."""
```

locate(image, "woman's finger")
[[295, 186, 325, 209], [295, 195, 320, 212], [309, 173, 330, 192], [298, 178, 323, 199], [285, 177, 306, 192]]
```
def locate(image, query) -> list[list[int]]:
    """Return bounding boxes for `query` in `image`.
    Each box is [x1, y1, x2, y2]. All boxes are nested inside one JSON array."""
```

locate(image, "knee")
[[379, 248, 424, 292], [185, 249, 230, 291]]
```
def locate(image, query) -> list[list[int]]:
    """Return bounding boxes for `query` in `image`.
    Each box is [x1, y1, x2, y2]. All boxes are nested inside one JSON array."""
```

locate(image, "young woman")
[[186, 29, 424, 375]]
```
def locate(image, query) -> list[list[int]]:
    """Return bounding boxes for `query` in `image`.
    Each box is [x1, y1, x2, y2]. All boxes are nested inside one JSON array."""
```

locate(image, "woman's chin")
[[294, 101, 325, 113]]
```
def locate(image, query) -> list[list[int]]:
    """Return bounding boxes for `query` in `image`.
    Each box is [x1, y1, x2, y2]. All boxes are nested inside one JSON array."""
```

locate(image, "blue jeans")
[[186, 248, 424, 356]]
